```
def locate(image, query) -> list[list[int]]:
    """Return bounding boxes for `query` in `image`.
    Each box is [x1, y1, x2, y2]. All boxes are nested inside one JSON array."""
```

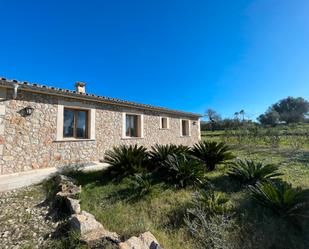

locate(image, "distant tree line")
[[203, 108, 256, 131], [257, 97, 309, 126], [202, 97, 309, 131]]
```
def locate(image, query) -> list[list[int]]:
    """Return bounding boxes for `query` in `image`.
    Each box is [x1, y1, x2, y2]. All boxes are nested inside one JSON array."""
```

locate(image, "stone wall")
[[0, 88, 200, 175]]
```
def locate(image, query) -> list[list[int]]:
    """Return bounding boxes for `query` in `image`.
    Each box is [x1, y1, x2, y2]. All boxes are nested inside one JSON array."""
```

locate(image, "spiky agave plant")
[[190, 141, 235, 171], [164, 154, 205, 187], [249, 181, 309, 218], [228, 159, 282, 185], [104, 145, 149, 178]]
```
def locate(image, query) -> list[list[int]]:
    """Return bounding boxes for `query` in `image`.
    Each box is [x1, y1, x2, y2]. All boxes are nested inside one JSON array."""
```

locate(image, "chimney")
[[75, 82, 86, 93]]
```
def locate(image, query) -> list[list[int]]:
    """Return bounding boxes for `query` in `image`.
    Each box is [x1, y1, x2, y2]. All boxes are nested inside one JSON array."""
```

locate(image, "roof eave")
[[0, 78, 202, 118]]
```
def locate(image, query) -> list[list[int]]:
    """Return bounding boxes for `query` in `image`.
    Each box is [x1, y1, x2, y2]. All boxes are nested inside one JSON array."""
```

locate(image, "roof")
[[0, 77, 201, 118]]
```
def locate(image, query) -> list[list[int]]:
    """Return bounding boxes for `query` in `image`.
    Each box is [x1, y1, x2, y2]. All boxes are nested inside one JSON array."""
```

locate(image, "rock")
[[2, 231, 10, 238], [139, 232, 162, 249], [70, 211, 103, 235], [66, 197, 81, 214], [119, 236, 142, 249], [56, 180, 81, 198], [119, 231, 162, 249], [81, 228, 120, 244]]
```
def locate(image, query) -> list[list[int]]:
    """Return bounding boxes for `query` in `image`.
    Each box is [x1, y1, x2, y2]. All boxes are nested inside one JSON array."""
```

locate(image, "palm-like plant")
[[195, 190, 231, 216], [104, 145, 149, 178], [228, 159, 282, 185], [149, 144, 179, 165], [149, 144, 190, 170], [249, 181, 309, 218], [176, 145, 191, 155], [190, 141, 235, 171], [164, 154, 205, 187], [131, 173, 153, 197]]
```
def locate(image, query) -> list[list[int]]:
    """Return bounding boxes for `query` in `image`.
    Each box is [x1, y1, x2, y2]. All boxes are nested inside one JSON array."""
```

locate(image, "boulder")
[[53, 174, 81, 198], [70, 211, 103, 234], [119, 231, 162, 249], [70, 211, 120, 245], [66, 197, 81, 214], [56, 180, 81, 198], [139, 232, 161, 249], [119, 236, 142, 249], [81, 228, 120, 244]]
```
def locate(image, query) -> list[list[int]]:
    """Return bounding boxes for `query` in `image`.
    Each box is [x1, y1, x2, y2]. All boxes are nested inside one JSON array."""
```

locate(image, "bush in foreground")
[[228, 159, 282, 185], [131, 173, 153, 197], [104, 145, 149, 178], [185, 207, 237, 249], [149, 144, 180, 169], [149, 144, 190, 166], [164, 154, 205, 187], [190, 190, 232, 217], [190, 141, 235, 171], [249, 181, 309, 218]]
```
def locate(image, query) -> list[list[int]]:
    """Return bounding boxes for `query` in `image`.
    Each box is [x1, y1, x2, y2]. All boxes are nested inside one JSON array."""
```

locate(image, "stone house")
[[0, 77, 201, 175]]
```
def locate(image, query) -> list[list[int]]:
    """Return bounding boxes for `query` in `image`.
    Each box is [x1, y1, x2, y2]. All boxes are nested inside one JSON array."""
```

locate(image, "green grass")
[[64, 125, 309, 249], [72, 171, 197, 249]]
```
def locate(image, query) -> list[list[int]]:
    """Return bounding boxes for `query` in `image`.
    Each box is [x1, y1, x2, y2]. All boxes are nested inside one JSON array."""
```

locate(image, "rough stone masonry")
[[0, 79, 200, 175]]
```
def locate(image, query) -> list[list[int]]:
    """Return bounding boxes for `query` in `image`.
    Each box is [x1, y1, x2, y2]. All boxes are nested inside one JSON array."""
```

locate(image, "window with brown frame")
[[181, 119, 190, 136], [63, 108, 89, 139], [161, 117, 168, 129], [125, 114, 141, 137]]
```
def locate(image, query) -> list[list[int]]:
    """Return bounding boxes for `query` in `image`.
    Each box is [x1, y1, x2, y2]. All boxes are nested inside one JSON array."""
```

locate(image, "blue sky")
[[0, 0, 308, 120]]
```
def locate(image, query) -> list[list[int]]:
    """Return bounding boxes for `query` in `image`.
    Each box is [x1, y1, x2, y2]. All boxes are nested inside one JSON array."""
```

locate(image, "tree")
[[272, 97, 309, 124], [258, 97, 309, 125], [234, 112, 239, 120], [205, 109, 221, 131], [258, 109, 280, 126], [205, 109, 221, 123], [239, 110, 245, 121]]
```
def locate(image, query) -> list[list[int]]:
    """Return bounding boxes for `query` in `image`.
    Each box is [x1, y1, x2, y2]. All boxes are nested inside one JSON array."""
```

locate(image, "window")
[[181, 119, 190, 136], [125, 114, 142, 137], [63, 108, 88, 139], [160, 117, 169, 129]]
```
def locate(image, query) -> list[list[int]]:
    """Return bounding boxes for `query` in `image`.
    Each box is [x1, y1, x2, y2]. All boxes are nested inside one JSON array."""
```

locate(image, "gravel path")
[[0, 185, 57, 249]]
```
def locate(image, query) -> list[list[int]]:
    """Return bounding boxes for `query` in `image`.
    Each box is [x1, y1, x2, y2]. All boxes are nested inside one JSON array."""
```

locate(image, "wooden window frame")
[[122, 112, 144, 139], [181, 119, 190, 137], [160, 117, 169, 129], [125, 114, 142, 138], [63, 108, 89, 139]]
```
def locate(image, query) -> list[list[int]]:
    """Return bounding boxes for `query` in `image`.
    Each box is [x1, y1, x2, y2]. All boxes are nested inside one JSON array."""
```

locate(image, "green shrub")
[[149, 144, 179, 167], [164, 154, 205, 187], [190, 141, 235, 171], [249, 181, 309, 218], [104, 145, 149, 178], [176, 144, 191, 155], [228, 160, 282, 185], [185, 190, 234, 248], [131, 173, 153, 197], [149, 144, 190, 174], [190, 190, 232, 216], [185, 210, 237, 249]]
